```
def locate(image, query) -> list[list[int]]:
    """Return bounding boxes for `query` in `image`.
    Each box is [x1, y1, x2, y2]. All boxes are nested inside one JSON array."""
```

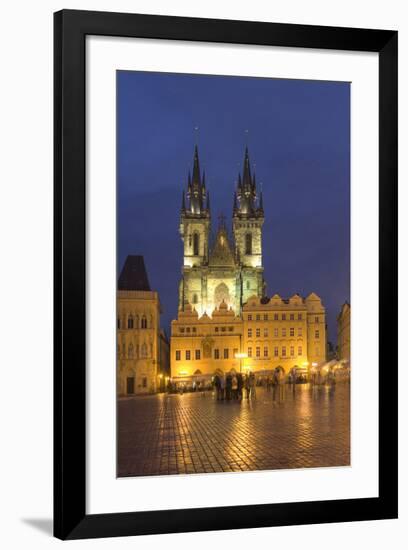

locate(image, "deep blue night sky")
[[117, 71, 350, 345]]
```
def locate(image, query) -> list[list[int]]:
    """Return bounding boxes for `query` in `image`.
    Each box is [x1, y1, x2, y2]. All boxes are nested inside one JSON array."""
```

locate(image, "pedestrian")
[[249, 372, 256, 399], [244, 373, 251, 399], [231, 374, 238, 399], [225, 373, 232, 400], [220, 373, 225, 400], [237, 372, 244, 400], [214, 374, 221, 400]]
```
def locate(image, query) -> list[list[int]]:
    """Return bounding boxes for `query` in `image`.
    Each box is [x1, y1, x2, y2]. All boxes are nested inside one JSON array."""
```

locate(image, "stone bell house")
[[170, 146, 327, 385], [117, 255, 169, 395]]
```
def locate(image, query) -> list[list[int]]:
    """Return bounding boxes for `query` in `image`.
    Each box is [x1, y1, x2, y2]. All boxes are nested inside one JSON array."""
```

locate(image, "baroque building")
[[337, 302, 351, 363], [170, 146, 327, 386], [117, 255, 169, 395]]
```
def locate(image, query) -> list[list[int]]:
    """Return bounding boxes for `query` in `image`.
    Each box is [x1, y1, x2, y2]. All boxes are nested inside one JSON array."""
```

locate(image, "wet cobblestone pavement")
[[118, 383, 350, 477]]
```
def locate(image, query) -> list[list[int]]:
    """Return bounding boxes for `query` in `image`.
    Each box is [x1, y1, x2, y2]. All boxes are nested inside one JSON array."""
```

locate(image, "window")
[[282, 346, 286, 357], [180, 327, 185, 333], [246, 280, 250, 290], [141, 315, 147, 329], [195, 349, 201, 360], [282, 314, 286, 320], [256, 314, 260, 321], [245, 233, 252, 255], [315, 316, 319, 324], [298, 313, 302, 320], [315, 330, 320, 339], [248, 347, 252, 357], [290, 313, 294, 320], [298, 346, 302, 356], [282, 328, 287, 337], [142, 377, 147, 388], [264, 328, 268, 337], [264, 346, 268, 357], [117, 318, 121, 329], [264, 314, 268, 321], [228, 326, 233, 332], [290, 327, 295, 337], [186, 327, 190, 333], [215, 327, 219, 333], [224, 349, 229, 359], [274, 346, 279, 357], [127, 316, 134, 329], [233, 348, 238, 357], [214, 349, 220, 359], [248, 314, 252, 321], [290, 346, 295, 357], [298, 327, 302, 337], [185, 350, 191, 360], [192, 327, 196, 333], [256, 346, 260, 358], [221, 327, 226, 332], [192, 294, 198, 304], [256, 328, 260, 338], [274, 328, 278, 337], [193, 232, 199, 256], [248, 328, 252, 338], [274, 313, 279, 320]]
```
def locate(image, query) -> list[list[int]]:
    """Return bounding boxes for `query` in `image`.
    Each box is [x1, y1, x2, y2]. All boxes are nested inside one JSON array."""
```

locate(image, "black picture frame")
[[54, 9, 398, 540]]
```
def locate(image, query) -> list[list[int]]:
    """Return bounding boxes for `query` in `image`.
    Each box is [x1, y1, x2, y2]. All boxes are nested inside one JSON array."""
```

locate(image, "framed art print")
[[54, 10, 398, 540]]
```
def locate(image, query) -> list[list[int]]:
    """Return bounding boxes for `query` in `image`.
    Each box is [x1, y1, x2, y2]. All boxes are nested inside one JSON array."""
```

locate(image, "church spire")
[[181, 190, 186, 212], [182, 145, 210, 217], [192, 144, 201, 186], [235, 147, 257, 216]]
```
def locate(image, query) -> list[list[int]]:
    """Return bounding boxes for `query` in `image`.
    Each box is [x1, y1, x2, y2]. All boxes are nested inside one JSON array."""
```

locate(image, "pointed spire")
[[206, 190, 210, 211], [237, 173, 242, 190], [242, 146, 252, 189], [181, 190, 186, 212], [192, 145, 201, 186], [202, 170, 206, 190], [233, 191, 238, 214]]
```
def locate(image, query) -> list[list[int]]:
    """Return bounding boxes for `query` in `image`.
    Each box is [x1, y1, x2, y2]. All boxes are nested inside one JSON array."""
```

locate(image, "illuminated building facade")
[[171, 147, 327, 385], [337, 302, 351, 363], [117, 255, 169, 395]]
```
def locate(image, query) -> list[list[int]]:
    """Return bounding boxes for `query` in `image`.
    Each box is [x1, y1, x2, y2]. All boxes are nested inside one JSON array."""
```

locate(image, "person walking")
[[249, 372, 256, 399], [231, 374, 238, 400], [225, 373, 232, 400], [244, 373, 251, 399], [237, 372, 244, 401]]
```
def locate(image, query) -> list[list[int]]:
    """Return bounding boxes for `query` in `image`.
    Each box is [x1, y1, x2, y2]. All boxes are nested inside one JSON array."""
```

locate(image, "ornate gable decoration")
[[209, 226, 236, 267]]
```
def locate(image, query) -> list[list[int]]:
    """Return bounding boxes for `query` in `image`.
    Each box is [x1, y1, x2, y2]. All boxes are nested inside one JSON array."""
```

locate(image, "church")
[[171, 146, 327, 386]]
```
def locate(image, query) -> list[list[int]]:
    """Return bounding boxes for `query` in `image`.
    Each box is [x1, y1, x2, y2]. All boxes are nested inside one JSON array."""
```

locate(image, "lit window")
[[290, 327, 295, 337], [263, 346, 268, 357], [290, 313, 294, 320], [264, 314, 268, 321], [214, 349, 220, 359], [195, 349, 201, 360], [224, 349, 229, 359], [256, 347, 260, 358], [290, 346, 294, 356], [233, 348, 238, 356], [256, 314, 260, 321], [248, 347, 252, 357], [127, 316, 134, 329], [264, 328, 268, 337], [282, 314, 286, 321], [315, 330, 320, 339], [298, 346, 302, 356], [185, 350, 191, 360], [298, 327, 302, 337], [282, 328, 287, 337], [248, 314, 252, 321], [274, 313, 279, 320], [298, 313, 302, 320], [248, 328, 252, 338], [282, 346, 286, 357], [256, 328, 260, 337], [274, 346, 279, 357], [274, 328, 278, 337]]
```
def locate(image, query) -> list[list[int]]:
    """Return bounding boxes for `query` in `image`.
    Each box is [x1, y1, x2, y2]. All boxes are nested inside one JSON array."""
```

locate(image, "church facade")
[[171, 147, 326, 385]]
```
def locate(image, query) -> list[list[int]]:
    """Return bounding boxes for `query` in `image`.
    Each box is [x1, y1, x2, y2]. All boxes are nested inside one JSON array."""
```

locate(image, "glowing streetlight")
[[235, 352, 248, 373]]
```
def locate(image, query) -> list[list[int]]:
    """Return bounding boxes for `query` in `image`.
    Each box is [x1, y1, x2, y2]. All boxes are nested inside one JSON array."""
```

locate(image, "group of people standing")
[[213, 372, 256, 401]]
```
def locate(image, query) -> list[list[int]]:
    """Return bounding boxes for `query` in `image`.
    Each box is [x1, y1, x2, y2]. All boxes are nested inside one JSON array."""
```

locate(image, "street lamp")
[[235, 352, 248, 373]]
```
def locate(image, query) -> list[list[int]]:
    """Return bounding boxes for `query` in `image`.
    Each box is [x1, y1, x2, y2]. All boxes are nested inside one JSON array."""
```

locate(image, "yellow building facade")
[[117, 256, 168, 395], [337, 302, 351, 363]]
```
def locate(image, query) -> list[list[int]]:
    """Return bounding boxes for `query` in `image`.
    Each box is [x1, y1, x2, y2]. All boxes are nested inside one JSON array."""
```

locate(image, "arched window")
[[127, 315, 134, 329], [192, 293, 198, 304], [141, 315, 147, 329], [193, 232, 199, 256], [245, 233, 252, 255]]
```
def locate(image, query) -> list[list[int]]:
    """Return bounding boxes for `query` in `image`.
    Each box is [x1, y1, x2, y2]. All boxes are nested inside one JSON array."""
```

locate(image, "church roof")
[[118, 255, 151, 291], [208, 226, 236, 267]]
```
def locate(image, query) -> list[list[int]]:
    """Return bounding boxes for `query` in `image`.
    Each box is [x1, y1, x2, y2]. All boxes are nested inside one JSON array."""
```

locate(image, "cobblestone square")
[[118, 383, 350, 477]]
